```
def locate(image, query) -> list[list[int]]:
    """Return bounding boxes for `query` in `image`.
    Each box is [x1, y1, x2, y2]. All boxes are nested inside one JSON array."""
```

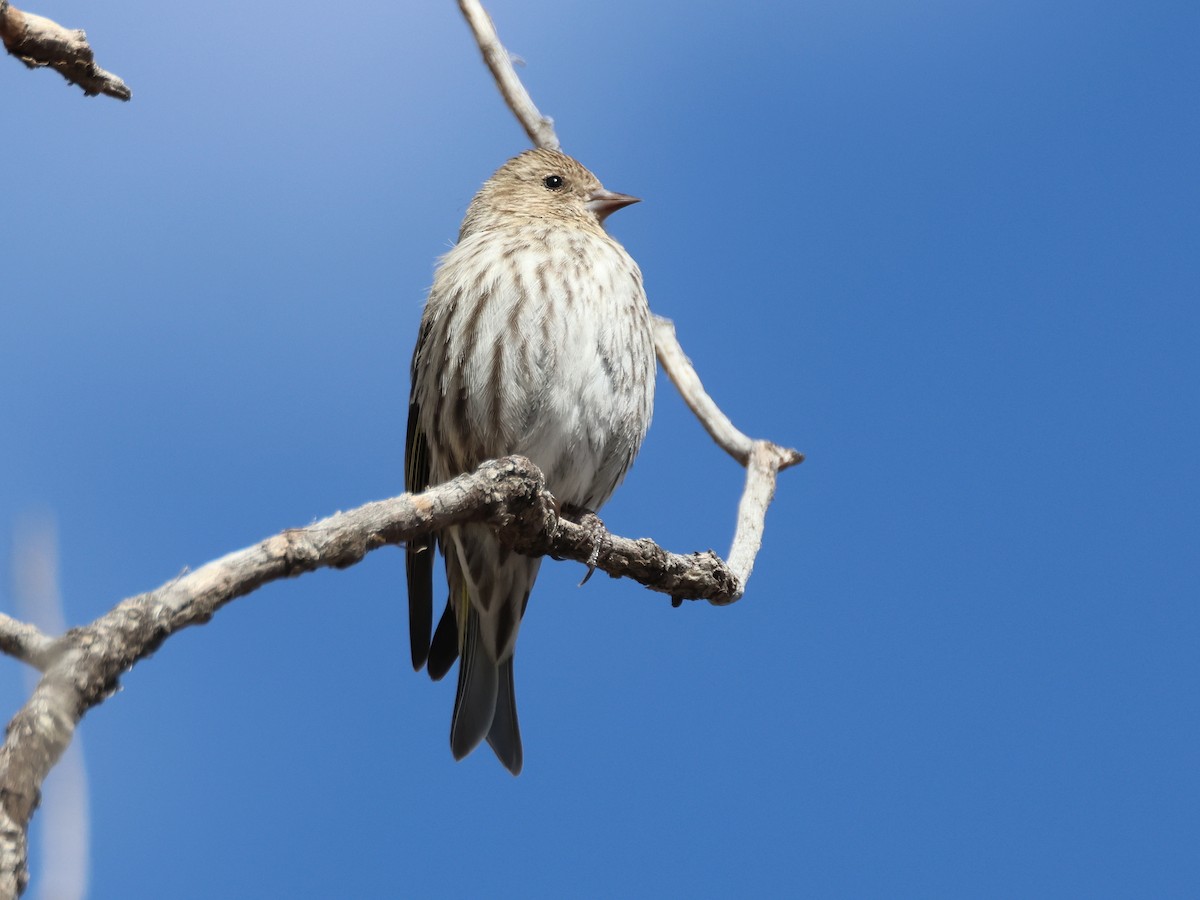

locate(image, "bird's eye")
[[543, 174, 564, 190]]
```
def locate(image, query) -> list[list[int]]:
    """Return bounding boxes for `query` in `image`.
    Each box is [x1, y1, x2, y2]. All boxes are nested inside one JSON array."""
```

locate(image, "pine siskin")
[[405, 148, 655, 774]]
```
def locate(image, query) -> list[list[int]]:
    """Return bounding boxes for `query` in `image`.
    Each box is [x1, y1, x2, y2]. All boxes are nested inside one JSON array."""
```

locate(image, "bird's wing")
[[405, 335, 434, 672], [427, 591, 459, 681]]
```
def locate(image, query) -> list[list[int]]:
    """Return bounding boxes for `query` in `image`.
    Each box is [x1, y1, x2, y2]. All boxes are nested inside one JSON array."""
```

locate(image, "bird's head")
[[460, 148, 639, 238]]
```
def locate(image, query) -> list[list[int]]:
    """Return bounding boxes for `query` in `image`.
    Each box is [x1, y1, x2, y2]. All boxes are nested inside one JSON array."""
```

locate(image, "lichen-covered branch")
[[0, 456, 739, 895], [0, 614, 56, 671], [10, 515, 89, 900], [0, 0, 130, 100]]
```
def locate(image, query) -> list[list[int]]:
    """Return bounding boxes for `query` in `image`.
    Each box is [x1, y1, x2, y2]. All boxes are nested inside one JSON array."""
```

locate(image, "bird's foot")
[[562, 506, 608, 586]]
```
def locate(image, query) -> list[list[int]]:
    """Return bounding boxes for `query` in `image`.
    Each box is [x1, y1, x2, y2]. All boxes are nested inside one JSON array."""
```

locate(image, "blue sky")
[[3, 0, 1198, 896]]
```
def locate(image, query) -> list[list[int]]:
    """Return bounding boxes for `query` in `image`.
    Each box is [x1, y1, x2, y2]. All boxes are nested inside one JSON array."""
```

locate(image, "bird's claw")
[[565, 507, 607, 586]]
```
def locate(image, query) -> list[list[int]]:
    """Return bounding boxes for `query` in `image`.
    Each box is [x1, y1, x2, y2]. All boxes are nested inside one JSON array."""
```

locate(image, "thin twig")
[[457, 0, 558, 149], [723, 441, 790, 598], [652, 315, 804, 471], [651, 317, 802, 601]]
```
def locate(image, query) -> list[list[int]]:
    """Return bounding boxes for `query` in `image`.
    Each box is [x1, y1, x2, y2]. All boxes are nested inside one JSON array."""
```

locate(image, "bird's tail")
[[444, 524, 537, 775], [487, 656, 522, 774], [450, 605, 522, 775]]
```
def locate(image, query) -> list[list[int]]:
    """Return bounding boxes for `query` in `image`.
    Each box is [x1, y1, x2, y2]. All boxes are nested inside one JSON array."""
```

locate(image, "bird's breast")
[[421, 227, 655, 508]]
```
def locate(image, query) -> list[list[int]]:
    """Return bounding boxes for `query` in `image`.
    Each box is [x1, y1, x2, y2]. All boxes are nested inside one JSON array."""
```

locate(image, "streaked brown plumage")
[[405, 149, 655, 774]]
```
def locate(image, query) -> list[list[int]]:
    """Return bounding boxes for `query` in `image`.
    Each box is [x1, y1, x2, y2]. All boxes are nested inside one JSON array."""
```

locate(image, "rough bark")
[[0, 1, 129, 99]]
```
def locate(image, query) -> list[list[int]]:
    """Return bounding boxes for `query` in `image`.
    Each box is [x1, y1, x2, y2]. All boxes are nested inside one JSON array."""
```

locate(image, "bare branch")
[[457, 0, 558, 149], [0, 614, 56, 671], [723, 441, 791, 598], [0, 456, 738, 893], [652, 317, 802, 602], [549, 516, 739, 604], [652, 316, 804, 472], [11, 515, 89, 900], [0, 0, 130, 100]]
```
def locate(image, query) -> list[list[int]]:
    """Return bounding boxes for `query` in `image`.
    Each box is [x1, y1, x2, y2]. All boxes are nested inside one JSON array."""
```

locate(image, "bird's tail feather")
[[444, 525, 530, 774], [486, 657, 523, 775], [450, 606, 498, 762], [427, 599, 459, 681]]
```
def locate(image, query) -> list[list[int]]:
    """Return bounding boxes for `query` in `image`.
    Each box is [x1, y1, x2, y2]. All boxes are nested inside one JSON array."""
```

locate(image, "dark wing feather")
[[405, 351, 434, 671], [427, 596, 459, 681]]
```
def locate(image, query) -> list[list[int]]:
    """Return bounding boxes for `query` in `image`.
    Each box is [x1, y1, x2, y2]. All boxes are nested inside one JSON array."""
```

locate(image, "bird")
[[405, 148, 656, 774]]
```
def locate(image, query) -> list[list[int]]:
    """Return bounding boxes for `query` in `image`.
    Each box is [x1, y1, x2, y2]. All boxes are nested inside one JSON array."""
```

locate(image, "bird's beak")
[[586, 189, 640, 223]]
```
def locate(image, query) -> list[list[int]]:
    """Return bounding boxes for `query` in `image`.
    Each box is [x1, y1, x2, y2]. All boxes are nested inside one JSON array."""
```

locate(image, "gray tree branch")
[[0, 457, 741, 896], [457, 0, 558, 150], [0, 0, 130, 99], [11, 516, 88, 900], [0, 614, 55, 672]]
